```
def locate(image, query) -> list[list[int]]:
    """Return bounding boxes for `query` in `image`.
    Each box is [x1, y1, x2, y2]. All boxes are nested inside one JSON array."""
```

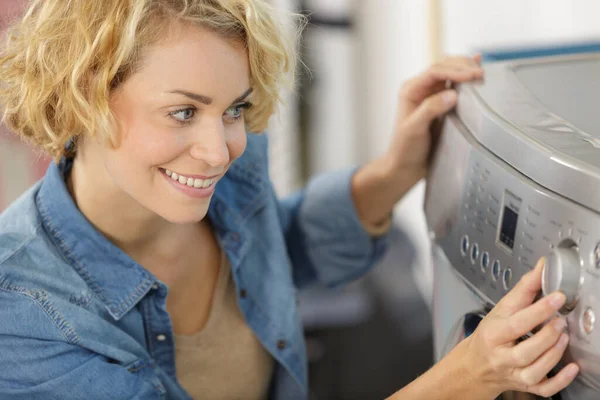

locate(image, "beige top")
[[174, 254, 274, 400]]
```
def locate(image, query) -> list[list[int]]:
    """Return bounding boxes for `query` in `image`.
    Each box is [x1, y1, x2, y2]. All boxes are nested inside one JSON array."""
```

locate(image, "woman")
[[0, 0, 578, 399]]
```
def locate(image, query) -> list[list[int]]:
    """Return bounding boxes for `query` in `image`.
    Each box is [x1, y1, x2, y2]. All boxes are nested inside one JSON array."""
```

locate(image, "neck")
[[66, 149, 206, 275]]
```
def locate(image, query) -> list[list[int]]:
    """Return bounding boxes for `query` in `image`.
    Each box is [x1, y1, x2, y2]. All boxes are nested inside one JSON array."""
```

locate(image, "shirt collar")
[[36, 159, 156, 320]]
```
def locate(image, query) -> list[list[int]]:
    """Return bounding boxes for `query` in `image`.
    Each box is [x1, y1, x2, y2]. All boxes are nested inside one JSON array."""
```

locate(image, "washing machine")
[[425, 53, 600, 399]]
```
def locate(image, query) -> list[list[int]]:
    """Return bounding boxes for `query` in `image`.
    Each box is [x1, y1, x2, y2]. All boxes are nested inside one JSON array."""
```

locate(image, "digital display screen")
[[498, 191, 521, 251], [499, 206, 518, 249]]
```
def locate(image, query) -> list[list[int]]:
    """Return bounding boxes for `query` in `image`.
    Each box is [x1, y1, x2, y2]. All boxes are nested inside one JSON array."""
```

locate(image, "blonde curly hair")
[[0, 0, 299, 161]]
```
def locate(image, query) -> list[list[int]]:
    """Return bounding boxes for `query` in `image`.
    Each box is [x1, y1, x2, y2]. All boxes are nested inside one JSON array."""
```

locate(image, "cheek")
[[116, 125, 187, 169], [228, 128, 247, 162]]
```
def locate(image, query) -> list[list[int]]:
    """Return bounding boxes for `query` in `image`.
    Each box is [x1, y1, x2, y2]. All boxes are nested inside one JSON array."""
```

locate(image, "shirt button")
[[240, 289, 247, 298], [277, 339, 286, 350], [152, 284, 159, 290], [156, 334, 167, 342], [230, 232, 241, 242]]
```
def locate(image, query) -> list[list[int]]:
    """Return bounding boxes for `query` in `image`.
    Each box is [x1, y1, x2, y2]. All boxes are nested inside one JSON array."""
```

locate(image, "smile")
[[163, 169, 216, 189]]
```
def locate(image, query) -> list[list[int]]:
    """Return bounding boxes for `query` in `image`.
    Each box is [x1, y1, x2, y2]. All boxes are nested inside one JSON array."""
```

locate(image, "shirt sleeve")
[[0, 291, 162, 400], [276, 166, 392, 289]]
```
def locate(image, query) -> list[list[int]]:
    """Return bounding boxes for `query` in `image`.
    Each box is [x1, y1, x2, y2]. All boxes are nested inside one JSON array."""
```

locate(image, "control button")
[[471, 243, 479, 264], [492, 260, 501, 281], [461, 235, 469, 256], [481, 252, 489, 272], [594, 243, 600, 270], [542, 246, 582, 314], [502, 268, 512, 291], [582, 308, 596, 334]]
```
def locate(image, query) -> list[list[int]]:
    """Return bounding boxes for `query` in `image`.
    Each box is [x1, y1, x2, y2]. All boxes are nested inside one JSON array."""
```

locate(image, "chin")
[[157, 207, 210, 225]]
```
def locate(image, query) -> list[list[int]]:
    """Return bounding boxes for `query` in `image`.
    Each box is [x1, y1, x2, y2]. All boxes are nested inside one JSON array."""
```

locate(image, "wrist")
[[451, 337, 504, 399], [351, 158, 396, 231]]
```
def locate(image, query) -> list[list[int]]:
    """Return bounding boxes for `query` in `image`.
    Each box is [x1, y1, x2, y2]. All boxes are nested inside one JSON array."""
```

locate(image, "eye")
[[223, 102, 251, 123], [169, 107, 196, 124]]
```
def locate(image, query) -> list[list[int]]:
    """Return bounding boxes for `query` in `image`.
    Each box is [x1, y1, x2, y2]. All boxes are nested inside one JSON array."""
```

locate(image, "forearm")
[[351, 157, 423, 232], [387, 338, 501, 400]]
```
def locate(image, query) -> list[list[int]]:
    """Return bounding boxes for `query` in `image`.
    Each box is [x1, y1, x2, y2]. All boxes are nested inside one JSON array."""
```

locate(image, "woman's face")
[[94, 24, 250, 224]]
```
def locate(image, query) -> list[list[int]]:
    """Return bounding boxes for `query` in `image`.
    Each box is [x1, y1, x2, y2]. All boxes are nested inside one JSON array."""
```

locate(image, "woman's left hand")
[[352, 55, 484, 231]]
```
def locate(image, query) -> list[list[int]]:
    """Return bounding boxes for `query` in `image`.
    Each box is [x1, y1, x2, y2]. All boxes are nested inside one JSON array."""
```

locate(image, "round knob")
[[542, 246, 581, 313]]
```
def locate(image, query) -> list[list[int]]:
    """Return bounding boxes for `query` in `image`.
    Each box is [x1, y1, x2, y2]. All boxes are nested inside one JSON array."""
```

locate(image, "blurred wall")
[[442, 0, 600, 54], [265, 0, 303, 196], [354, 0, 435, 306], [0, 0, 50, 211]]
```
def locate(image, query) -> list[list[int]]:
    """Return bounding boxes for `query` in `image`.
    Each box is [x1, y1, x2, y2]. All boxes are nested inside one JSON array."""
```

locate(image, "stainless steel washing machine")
[[425, 53, 600, 399]]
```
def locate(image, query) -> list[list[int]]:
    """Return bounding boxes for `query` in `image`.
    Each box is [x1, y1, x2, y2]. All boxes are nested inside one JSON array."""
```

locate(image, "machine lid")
[[455, 53, 600, 214]]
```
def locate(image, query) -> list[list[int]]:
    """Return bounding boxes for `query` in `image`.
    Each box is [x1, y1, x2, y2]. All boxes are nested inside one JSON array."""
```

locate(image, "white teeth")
[[165, 169, 215, 189]]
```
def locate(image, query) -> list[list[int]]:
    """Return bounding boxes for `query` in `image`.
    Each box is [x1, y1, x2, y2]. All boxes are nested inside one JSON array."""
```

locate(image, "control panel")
[[425, 113, 600, 390], [450, 139, 591, 307]]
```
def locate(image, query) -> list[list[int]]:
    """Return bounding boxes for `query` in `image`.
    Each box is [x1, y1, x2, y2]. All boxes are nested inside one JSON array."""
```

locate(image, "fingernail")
[[549, 292, 566, 309], [565, 364, 579, 378], [553, 318, 566, 332], [443, 90, 457, 106], [556, 333, 569, 349], [537, 257, 546, 268]]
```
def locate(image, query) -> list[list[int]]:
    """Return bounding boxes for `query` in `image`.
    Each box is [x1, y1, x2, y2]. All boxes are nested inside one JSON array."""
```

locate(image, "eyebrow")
[[168, 88, 253, 105]]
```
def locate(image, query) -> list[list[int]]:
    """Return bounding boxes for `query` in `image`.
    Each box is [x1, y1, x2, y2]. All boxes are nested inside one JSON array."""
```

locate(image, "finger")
[[528, 363, 579, 398], [438, 56, 484, 76], [493, 258, 546, 316], [401, 64, 479, 104], [518, 333, 569, 387], [510, 317, 565, 367], [494, 291, 565, 343], [399, 60, 482, 118], [404, 89, 457, 130]]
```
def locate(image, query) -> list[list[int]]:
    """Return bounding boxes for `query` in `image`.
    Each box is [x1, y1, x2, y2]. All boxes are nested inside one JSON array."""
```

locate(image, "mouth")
[[160, 168, 217, 189]]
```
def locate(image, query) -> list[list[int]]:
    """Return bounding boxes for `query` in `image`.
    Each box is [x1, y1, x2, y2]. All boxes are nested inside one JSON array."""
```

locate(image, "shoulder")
[[0, 183, 44, 265], [0, 182, 90, 320]]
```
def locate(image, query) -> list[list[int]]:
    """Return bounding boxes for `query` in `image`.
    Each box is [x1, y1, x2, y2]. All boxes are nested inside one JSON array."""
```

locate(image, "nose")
[[189, 121, 230, 168]]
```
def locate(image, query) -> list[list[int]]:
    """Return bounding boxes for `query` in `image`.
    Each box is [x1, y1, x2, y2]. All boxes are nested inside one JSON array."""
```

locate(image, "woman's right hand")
[[462, 257, 580, 397]]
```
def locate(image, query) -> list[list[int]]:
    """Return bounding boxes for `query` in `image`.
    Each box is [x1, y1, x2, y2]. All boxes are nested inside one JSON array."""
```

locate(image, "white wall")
[[442, 0, 600, 55]]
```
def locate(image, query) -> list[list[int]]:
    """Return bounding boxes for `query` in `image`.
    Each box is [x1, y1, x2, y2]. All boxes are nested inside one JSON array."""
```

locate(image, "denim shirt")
[[0, 133, 389, 400]]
